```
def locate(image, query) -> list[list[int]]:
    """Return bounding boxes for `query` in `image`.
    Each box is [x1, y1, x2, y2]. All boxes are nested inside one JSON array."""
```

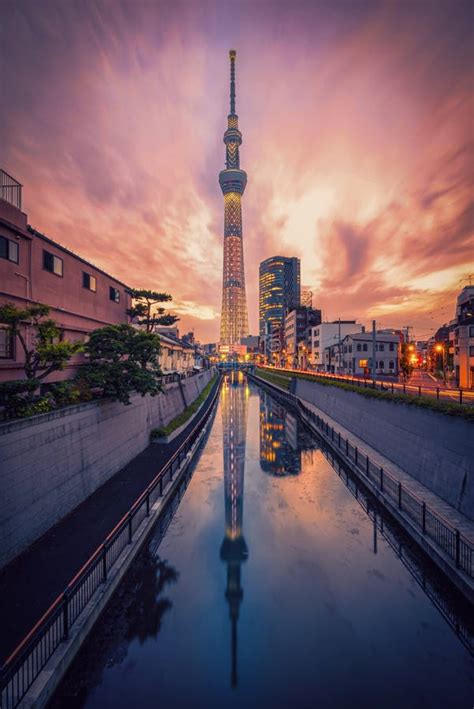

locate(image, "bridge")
[[216, 361, 255, 372]]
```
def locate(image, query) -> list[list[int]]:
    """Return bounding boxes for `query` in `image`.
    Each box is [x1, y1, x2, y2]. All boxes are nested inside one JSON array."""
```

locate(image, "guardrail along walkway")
[[0, 376, 221, 666]]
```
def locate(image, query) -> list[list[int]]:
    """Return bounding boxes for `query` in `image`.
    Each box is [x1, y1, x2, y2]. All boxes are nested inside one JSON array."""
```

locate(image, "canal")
[[51, 373, 473, 709]]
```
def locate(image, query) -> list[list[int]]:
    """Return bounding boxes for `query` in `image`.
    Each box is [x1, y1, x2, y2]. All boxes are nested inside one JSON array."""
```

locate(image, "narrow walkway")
[[302, 398, 474, 542], [0, 376, 220, 664]]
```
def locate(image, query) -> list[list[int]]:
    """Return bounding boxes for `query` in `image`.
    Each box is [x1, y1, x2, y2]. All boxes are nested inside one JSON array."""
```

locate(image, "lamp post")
[[435, 343, 446, 384]]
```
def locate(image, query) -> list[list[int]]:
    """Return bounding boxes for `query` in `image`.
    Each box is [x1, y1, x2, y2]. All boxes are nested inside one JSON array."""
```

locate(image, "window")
[[82, 272, 97, 292], [349, 345, 352, 353], [359, 359, 368, 368], [0, 235, 19, 263], [389, 360, 395, 369], [0, 326, 14, 358], [470, 346, 474, 357], [363, 343, 368, 352], [43, 250, 63, 276], [357, 343, 361, 351], [379, 360, 384, 368], [379, 344, 385, 351], [109, 286, 120, 303], [469, 326, 474, 338], [389, 342, 395, 351]]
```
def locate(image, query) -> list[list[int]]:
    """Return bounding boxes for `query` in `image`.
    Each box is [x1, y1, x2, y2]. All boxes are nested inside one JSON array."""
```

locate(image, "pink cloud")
[[1, 0, 472, 342]]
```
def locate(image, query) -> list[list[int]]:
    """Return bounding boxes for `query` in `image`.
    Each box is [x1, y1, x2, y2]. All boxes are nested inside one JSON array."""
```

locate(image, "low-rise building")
[[451, 286, 474, 389], [241, 335, 260, 353], [285, 307, 321, 367], [335, 332, 400, 376], [0, 169, 131, 383], [309, 320, 363, 371], [156, 328, 196, 375]]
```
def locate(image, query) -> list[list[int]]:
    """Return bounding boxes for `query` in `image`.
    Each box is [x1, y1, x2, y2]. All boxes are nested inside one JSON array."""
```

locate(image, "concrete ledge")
[[15, 398, 217, 709]]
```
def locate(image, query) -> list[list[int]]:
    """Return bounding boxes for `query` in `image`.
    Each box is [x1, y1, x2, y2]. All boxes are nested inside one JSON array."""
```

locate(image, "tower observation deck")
[[219, 49, 249, 347]]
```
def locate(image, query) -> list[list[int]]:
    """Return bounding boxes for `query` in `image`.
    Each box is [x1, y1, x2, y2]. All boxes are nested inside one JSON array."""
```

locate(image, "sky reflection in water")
[[51, 374, 474, 709]]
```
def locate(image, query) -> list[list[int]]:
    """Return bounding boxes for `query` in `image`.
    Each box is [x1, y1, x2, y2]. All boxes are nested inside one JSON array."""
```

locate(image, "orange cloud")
[[1, 0, 472, 342]]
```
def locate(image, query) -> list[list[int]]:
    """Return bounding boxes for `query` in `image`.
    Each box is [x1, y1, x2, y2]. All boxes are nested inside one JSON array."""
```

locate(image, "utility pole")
[[337, 317, 341, 374], [371, 319, 377, 385]]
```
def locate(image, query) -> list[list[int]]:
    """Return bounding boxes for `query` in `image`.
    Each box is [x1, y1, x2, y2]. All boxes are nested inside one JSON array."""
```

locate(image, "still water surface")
[[52, 374, 473, 709]]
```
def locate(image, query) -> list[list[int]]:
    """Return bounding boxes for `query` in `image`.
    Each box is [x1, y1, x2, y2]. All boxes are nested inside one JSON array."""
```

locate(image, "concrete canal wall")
[[0, 369, 214, 569], [293, 378, 474, 520]]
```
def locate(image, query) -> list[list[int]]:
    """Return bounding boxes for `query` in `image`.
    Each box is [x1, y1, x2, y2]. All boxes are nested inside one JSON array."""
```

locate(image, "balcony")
[[0, 169, 22, 210]]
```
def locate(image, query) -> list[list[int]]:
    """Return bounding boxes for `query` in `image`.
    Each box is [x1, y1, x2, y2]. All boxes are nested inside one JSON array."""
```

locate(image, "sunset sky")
[[1, 0, 472, 342]]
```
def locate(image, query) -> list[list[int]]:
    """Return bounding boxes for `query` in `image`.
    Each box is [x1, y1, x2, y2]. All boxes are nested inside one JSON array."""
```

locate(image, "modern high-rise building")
[[219, 50, 249, 347], [259, 256, 300, 338]]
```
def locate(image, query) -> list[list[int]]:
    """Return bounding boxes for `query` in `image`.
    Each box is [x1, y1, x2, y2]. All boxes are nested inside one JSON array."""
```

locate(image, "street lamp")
[[435, 343, 446, 384]]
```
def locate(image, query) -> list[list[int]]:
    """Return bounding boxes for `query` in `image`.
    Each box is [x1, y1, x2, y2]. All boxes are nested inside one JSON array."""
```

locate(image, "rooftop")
[[28, 226, 130, 289]]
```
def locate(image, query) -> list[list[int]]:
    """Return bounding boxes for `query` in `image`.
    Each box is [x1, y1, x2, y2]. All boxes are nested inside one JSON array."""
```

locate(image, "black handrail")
[[0, 375, 222, 709], [261, 366, 473, 407], [249, 372, 473, 581]]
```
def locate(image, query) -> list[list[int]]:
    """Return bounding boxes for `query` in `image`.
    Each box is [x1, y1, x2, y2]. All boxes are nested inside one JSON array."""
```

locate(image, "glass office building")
[[259, 256, 301, 338]]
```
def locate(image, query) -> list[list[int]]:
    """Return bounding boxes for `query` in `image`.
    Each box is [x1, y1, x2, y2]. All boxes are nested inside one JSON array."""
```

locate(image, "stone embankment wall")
[[293, 379, 474, 520], [0, 369, 214, 569]]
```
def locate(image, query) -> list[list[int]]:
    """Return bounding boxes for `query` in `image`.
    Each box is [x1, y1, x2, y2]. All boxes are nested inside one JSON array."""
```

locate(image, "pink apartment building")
[[0, 169, 131, 383]]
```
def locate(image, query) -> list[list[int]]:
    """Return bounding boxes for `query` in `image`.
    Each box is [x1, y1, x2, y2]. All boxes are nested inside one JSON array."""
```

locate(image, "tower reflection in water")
[[220, 371, 249, 688], [259, 390, 301, 475]]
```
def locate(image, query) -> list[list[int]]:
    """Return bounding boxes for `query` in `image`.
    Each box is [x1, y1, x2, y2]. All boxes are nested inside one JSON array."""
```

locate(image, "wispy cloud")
[[1, 0, 472, 341]]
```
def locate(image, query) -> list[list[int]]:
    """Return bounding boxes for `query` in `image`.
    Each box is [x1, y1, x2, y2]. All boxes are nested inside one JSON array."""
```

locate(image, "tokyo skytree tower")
[[219, 50, 249, 346]]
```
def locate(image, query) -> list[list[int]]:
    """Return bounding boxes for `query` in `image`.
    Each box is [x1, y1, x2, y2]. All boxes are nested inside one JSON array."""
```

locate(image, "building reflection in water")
[[220, 371, 249, 688], [259, 390, 301, 476]]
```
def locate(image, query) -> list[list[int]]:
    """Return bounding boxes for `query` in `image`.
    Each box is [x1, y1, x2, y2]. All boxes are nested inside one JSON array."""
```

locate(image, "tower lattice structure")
[[219, 50, 249, 347]]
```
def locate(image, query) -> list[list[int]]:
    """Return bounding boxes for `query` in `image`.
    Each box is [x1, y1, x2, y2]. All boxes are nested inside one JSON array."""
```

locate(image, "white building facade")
[[309, 321, 363, 371], [337, 332, 400, 376], [157, 331, 196, 375]]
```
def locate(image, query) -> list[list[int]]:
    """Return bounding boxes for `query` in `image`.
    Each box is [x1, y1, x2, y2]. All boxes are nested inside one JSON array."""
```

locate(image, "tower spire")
[[229, 49, 236, 114]]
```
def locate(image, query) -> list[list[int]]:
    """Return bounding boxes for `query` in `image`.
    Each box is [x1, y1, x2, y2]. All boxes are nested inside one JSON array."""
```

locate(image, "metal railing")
[[262, 366, 474, 407], [0, 170, 22, 211], [318, 445, 473, 653], [249, 372, 474, 581], [0, 376, 221, 709]]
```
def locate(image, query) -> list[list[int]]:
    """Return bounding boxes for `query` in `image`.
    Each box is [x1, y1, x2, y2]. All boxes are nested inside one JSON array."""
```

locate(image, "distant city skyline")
[[1, 0, 472, 342]]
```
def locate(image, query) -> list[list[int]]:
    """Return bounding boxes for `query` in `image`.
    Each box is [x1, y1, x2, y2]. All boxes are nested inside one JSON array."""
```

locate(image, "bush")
[[0, 379, 40, 419], [82, 324, 163, 405], [257, 368, 474, 421], [48, 381, 82, 407], [22, 396, 55, 417]]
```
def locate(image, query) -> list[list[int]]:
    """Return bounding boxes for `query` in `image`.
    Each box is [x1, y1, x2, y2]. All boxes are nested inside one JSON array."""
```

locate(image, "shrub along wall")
[[0, 369, 214, 569], [293, 377, 474, 520]]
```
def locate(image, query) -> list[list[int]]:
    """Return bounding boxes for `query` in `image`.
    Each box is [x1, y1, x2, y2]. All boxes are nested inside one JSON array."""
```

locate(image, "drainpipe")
[[15, 271, 31, 354]]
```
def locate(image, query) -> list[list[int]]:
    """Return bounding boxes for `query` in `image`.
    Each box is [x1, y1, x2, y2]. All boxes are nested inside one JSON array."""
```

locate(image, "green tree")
[[126, 289, 179, 333], [81, 324, 163, 404], [399, 342, 414, 383], [0, 302, 82, 381]]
